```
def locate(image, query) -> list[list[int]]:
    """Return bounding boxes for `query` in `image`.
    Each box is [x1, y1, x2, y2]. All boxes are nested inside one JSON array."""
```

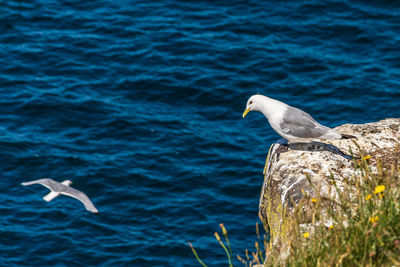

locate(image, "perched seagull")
[[242, 94, 355, 142], [21, 178, 99, 213]]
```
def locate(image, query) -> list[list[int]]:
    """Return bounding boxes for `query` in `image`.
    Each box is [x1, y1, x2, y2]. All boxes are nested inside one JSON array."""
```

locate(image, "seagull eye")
[[249, 101, 253, 105]]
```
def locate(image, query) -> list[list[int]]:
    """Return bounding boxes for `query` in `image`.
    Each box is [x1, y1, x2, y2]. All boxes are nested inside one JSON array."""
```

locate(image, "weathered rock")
[[258, 118, 400, 254]]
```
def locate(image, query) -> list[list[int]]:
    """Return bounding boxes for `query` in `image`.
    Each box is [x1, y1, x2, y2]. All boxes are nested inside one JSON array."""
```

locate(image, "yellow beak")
[[242, 108, 250, 118]]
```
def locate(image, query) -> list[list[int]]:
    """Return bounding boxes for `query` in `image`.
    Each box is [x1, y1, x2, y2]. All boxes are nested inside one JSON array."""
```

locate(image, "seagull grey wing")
[[21, 178, 56, 190], [280, 106, 330, 138], [61, 187, 99, 213]]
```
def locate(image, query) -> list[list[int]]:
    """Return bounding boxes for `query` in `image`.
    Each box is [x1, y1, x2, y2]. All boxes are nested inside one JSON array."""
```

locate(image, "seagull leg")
[[276, 143, 289, 153]]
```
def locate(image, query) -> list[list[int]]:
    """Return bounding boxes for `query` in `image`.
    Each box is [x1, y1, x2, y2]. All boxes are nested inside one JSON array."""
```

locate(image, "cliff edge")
[[259, 118, 400, 257]]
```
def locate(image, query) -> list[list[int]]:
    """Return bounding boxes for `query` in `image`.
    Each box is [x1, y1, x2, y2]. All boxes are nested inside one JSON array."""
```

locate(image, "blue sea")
[[1, 0, 399, 266]]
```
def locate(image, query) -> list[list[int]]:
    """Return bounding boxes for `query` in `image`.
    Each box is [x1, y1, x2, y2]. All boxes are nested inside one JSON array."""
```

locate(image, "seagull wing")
[[21, 178, 57, 191], [280, 106, 330, 138], [60, 187, 99, 213]]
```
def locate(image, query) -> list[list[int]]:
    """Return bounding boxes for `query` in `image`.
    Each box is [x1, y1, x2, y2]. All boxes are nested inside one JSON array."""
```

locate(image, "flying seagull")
[[21, 178, 99, 213], [243, 94, 355, 142]]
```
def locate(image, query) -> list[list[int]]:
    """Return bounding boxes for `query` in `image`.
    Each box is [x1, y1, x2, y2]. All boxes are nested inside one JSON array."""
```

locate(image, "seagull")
[[242, 94, 355, 142], [21, 178, 99, 213]]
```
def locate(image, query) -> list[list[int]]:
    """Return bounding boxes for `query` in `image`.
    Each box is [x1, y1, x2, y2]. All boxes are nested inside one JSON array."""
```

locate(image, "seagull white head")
[[242, 95, 264, 118], [64, 180, 73, 186]]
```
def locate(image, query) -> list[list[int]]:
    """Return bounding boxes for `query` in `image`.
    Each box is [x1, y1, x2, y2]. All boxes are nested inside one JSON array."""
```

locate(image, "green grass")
[[189, 221, 269, 267], [190, 149, 400, 266], [265, 152, 400, 266]]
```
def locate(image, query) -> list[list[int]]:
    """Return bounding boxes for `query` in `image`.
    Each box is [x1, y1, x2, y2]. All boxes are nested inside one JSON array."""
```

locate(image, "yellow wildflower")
[[379, 193, 384, 199], [365, 194, 372, 200], [374, 185, 385, 194], [303, 232, 310, 238], [311, 198, 317, 203], [219, 223, 227, 236], [329, 225, 333, 229], [363, 155, 371, 160], [369, 216, 379, 223], [214, 232, 221, 242]]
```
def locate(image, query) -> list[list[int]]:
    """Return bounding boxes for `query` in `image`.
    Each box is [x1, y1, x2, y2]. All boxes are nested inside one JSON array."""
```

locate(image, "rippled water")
[[1, 0, 399, 266]]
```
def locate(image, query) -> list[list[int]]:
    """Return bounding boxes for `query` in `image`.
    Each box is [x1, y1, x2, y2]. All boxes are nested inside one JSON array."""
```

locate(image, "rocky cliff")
[[258, 118, 400, 256]]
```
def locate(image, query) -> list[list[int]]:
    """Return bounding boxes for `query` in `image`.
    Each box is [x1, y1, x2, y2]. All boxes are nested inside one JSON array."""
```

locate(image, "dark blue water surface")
[[1, 0, 400, 266]]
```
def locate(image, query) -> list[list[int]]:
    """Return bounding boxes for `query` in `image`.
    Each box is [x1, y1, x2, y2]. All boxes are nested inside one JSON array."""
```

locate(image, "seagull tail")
[[43, 191, 60, 202], [341, 134, 357, 139]]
